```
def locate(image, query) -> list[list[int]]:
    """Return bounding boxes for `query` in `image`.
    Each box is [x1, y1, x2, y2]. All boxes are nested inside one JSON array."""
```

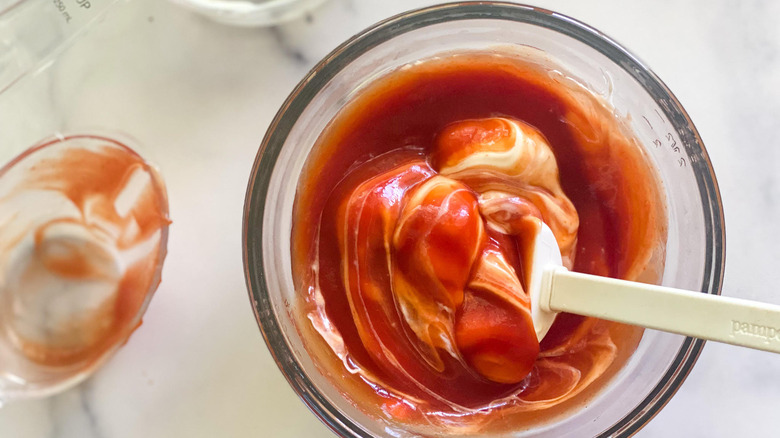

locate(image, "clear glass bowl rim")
[[242, 2, 726, 436]]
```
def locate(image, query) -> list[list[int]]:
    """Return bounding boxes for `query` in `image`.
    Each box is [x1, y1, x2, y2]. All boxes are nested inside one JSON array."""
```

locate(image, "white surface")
[[1, 0, 779, 436]]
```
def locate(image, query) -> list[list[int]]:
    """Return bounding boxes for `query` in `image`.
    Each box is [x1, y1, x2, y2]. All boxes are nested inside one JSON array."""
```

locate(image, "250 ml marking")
[[52, 0, 91, 24], [731, 320, 780, 344]]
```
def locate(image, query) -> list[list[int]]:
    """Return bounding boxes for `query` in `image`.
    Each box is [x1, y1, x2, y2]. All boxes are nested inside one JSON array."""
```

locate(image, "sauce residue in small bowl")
[[0, 134, 169, 378]]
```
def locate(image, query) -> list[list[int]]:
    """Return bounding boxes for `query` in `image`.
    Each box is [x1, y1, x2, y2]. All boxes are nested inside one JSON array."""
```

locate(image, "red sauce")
[[292, 53, 666, 433]]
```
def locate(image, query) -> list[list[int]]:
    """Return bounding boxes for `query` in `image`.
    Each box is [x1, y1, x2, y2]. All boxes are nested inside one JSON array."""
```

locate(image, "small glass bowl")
[[243, 2, 725, 436], [167, 0, 330, 27], [0, 132, 169, 402]]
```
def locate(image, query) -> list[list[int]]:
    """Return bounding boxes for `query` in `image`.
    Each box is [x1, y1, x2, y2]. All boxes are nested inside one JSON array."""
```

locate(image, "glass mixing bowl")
[[243, 2, 725, 436]]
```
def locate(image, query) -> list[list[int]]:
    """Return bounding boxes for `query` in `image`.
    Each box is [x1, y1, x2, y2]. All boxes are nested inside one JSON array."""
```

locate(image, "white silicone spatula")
[[528, 223, 780, 353]]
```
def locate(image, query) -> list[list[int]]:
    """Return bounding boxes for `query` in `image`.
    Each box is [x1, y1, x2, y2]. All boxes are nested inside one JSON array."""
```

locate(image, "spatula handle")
[[540, 267, 780, 354]]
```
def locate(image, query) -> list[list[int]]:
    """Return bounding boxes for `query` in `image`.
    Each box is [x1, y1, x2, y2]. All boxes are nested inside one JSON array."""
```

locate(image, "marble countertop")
[[1, 0, 780, 436]]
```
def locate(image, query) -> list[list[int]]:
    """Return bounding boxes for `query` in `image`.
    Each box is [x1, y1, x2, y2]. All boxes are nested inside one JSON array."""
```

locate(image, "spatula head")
[[528, 221, 564, 341]]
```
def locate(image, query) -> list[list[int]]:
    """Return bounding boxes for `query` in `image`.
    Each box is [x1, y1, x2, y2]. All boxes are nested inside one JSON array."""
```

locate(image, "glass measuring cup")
[[243, 3, 725, 436], [0, 2, 170, 403], [0, 0, 123, 94]]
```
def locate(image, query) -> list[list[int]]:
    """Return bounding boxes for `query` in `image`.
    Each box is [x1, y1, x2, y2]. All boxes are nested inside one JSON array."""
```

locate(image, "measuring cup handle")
[[0, 0, 123, 93]]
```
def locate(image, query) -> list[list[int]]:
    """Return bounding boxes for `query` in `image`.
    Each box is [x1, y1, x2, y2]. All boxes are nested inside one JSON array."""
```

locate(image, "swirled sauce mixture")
[[0, 135, 169, 372], [292, 53, 666, 433]]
